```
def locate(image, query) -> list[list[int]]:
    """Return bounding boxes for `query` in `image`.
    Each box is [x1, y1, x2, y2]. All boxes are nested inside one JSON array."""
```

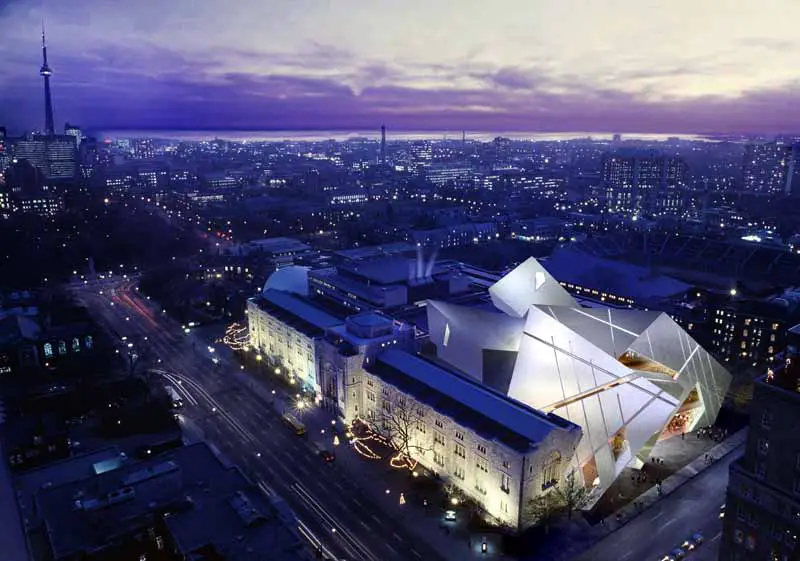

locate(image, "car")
[[682, 532, 704, 550], [670, 548, 686, 559], [318, 450, 335, 462]]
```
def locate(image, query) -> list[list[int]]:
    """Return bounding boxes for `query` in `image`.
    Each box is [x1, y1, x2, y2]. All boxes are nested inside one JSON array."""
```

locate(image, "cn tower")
[[40, 24, 55, 135]]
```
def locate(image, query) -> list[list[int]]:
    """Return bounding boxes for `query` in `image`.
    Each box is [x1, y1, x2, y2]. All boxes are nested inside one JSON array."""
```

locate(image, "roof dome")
[[262, 266, 309, 297]]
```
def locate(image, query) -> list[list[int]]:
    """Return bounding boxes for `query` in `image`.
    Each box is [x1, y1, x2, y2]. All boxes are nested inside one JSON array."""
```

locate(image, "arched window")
[[85, 336, 93, 349], [542, 451, 562, 485], [58, 341, 67, 355], [43, 343, 53, 358], [72, 338, 81, 352]]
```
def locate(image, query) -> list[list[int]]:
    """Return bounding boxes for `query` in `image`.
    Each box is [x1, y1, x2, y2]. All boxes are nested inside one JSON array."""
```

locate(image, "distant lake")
[[96, 129, 714, 143]]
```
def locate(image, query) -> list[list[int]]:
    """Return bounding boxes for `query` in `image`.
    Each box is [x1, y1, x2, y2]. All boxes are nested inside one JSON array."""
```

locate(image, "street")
[[573, 447, 736, 561], [72, 278, 446, 561]]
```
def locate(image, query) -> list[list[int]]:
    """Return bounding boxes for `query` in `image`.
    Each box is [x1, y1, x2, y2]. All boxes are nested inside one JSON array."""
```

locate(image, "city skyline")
[[1, 0, 800, 134]]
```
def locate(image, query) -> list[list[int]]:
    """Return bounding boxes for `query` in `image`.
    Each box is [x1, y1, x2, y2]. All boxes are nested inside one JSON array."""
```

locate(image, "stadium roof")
[[544, 245, 690, 302]]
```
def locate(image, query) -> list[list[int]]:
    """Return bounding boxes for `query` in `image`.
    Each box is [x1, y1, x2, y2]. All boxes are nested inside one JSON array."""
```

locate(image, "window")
[[476, 458, 489, 473], [43, 343, 53, 358], [366, 379, 374, 387], [500, 473, 511, 493], [500, 500, 509, 514], [734, 529, 744, 544], [367, 391, 376, 403], [542, 451, 562, 485], [502, 460, 511, 470], [417, 422, 426, 434], [58, 340, 67, 355], [382, 387, 390, 398], [454, 444, 466, 459], [84, 335, 93, 349], [477, 444, 487, 455], [434, 433, 446, 446], [762, 410, 773, 429], [475, 481, 487, 495], [455, 430, 464, 441], [434, 452, 445, 467], [757, 461, 767, 479], [759, 438, 770, 455], [454, 466, 465, 480], [435, 419, 444, 429]]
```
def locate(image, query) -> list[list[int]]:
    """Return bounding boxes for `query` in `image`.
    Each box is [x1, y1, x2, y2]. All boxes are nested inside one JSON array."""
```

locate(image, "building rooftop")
[[253, 290, 343, 338], [334, 242, 418, 262], [368, 350, 579, 453], [35, 443, 307, 560], [338, 256, 455, 285], [241, 237, 312, 255], [544, 245, 691, 303]]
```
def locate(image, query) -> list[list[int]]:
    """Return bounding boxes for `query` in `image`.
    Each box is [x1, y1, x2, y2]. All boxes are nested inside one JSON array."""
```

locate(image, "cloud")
[[3, 0, 800, 134]]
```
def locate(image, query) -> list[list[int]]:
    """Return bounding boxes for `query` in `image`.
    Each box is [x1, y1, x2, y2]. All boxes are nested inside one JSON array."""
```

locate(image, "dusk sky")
[[1, 0, 799, 134]]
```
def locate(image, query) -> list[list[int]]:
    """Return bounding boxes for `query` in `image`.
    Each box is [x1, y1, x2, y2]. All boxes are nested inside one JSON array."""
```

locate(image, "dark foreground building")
[[719, 330, 800, 561]]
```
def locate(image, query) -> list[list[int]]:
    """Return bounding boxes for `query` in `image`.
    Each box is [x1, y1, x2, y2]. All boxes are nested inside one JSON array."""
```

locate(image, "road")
[[73, 279, 445, 561], [574, 449, 737, 561]]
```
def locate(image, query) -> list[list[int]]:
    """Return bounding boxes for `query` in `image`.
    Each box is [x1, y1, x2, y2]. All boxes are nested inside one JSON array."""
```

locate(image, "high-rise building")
[[742, 141, 794, 195], [719, 333, 800, 561], [380, 125, 386, 164], [0, 126, 8, 174], [64, 122, 81, 148], [601, 151, 687, 215], [131, 138, 155, 160], [40, 25, 56, 136], [12, 134, 77, 182]]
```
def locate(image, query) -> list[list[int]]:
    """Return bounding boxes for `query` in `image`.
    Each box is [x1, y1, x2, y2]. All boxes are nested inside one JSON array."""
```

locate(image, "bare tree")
[[377, 397, 432, 470], [555, 470, 590, 520]]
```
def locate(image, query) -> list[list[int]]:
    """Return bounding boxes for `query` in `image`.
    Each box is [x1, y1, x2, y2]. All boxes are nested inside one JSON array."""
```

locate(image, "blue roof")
[[261, 290, 342, 330], [372, 350, 578, 451]]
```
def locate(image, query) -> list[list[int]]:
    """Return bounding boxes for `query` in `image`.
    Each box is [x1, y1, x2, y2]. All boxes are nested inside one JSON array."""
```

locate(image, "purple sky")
[[2, 0, 800, 134]]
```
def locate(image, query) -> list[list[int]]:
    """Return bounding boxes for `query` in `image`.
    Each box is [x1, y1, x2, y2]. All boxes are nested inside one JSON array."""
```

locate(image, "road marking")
[[620, 551, 633, 560], [393, 532, 403, 542], [663, 516, 679, 528], [411, 549, 422, 559], [650, 511, 665, 521], [711, 531, 722, 542]]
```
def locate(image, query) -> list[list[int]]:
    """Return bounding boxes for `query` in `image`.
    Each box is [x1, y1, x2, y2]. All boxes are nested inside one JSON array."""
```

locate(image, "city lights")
[[221, 322, 249, 351]]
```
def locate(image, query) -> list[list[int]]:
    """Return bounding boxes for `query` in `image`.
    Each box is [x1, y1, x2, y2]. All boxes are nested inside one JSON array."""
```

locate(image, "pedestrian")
[[681, 432, 685, 440]]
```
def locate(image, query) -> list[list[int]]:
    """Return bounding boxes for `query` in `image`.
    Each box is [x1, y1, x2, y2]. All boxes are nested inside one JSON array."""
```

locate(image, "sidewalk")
[[595, 428, 745, 533]]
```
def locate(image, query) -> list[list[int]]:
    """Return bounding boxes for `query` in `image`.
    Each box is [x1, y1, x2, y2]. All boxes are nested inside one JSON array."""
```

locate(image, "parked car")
[[318, 449, 335, 462]]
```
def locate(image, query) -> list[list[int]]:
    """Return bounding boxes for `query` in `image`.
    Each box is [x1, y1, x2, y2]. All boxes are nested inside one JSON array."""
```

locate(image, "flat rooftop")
[[35, 443, 306, 560], [244, 237, 312, 254], [335, 242, 417, 261], [339, 256, 454, 285], [253, 290, 343, 337], [368, 350, 579, 452]]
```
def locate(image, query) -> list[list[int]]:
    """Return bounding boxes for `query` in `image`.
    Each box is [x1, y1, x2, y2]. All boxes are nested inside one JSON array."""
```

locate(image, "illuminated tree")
[[377, 396, 432, 471]]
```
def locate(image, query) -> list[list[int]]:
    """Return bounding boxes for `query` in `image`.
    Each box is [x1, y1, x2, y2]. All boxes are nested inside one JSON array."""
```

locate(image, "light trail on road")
[[71, 279, 448, 561]]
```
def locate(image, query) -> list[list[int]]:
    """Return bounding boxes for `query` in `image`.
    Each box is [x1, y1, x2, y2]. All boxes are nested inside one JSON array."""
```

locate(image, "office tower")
[[132, 138, 155, 160], [40, 25, 55, 135], [64, 122, 81, 148], [718, 336, 800, 561], [601, 151, 687, 215], [0, 126, 8, 173], [380, 125, 386, 164], [12, 134, 76, 182], [742, 141, 793, 195]]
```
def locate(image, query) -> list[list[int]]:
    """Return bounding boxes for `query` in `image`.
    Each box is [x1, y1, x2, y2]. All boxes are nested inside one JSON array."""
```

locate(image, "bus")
[[165, 386, 184, 409], [282, 413, 306, 436]]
